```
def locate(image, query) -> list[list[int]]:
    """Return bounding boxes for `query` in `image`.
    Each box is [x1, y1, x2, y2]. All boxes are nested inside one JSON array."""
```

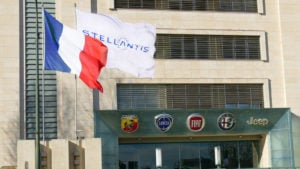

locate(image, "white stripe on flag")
[[58, 26, 85, 75], [76, 9, 156, 78]]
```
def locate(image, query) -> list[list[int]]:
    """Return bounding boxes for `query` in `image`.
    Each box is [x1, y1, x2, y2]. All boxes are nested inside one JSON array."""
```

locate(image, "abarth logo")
[[186, 113, 205, 132], [154, 114, 173, 132], [121, 115, 138, 133], [217, 113, 236, 131]]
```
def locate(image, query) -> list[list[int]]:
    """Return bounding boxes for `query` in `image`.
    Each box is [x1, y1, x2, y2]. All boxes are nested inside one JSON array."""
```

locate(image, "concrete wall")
[[17, 138, 102, 169], [55, 0, 299, 166], [55, 0, 96, 140], [0, 0, 20, 167], [56, 0, 286, 137], [91, 0, 285, 108], [278, 1, 300, 166], [1, 0, 300, 167]]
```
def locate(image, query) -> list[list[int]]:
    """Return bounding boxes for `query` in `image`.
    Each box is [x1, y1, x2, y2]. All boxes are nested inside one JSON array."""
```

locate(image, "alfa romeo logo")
[[217, 113, 236, 131], [154, 114, 173, 132]]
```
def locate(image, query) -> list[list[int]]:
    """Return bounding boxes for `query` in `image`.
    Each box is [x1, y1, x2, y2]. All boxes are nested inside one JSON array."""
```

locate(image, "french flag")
[[44, 10, 107, 92]]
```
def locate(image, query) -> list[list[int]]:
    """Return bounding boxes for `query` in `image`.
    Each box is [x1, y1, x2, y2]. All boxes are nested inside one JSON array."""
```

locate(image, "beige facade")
[[1, 0, 300, 168], [58, 0, 300, 167], [17, 138, 102, 169], [0, 0, 20, 167]]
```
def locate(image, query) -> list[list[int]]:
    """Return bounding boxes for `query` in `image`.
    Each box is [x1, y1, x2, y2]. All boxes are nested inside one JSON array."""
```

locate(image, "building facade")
[[1, 0, 300, 168]]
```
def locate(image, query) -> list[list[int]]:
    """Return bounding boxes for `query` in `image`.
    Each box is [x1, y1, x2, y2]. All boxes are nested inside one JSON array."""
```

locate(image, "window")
[[119, 141, 258, 169], [155, 34, 260, 60], [117, 84, 264, 110], [24, 0, 57, 139], [115, 0, 258, 12]]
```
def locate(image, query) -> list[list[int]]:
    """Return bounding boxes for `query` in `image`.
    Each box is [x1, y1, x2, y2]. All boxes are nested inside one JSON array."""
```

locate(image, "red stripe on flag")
[[79, 35, 107, 92]]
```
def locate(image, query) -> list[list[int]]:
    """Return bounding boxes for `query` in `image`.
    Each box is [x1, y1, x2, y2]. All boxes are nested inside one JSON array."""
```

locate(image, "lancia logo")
[[121, 115, 138, 133], [186, 113, 205, 132], [154, 114, 173, 132], [217, 113, 236, 131]]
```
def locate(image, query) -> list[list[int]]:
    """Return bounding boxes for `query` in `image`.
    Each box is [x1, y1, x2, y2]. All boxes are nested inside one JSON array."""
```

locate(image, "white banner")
[[76, 10, 156, 78]]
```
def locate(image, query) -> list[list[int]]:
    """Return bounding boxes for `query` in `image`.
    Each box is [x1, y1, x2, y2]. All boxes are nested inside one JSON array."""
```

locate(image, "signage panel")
[[95, 108, 290, 137]]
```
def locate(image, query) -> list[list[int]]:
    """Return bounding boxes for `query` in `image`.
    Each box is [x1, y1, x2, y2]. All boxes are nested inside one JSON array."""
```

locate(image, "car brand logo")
[[217, 113, 236, 131], [121, 115, 138, 133], [186, 113, 205, 132], [154, 114, 173, 132]]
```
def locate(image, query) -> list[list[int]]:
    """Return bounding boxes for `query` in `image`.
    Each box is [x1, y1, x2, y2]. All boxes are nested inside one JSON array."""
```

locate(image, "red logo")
[[186, 113, 205, 132]]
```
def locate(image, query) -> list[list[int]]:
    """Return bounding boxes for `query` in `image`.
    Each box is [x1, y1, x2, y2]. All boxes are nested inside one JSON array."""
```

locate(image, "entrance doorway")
[[119, 140, 258, 169]]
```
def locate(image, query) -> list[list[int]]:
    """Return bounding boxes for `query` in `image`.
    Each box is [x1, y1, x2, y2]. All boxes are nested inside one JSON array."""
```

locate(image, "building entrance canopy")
[[95, 108, 294, 168], [95, 108, 289, 136]]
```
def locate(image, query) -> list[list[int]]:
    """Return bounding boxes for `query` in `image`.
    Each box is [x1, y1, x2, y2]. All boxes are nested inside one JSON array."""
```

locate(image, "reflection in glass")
[[119, 141, 257, 169]]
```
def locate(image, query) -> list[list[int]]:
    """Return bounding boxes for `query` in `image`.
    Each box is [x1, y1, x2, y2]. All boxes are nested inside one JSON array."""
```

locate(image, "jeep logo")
[[246, 117, 269, 126]]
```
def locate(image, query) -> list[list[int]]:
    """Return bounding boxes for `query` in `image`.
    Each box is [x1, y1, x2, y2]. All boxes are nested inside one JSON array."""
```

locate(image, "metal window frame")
[[114, 0, 258, 12], [23, 0, 57, 140], [117, 84, 264, 110]]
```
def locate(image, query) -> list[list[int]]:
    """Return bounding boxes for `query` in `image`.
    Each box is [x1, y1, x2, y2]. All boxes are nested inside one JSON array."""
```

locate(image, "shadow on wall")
[[0, 166, 16, 169], [58, 79, 95, 139], [17, 138, 102, 169], [0, 118, 18, 167], [58, 83, 76, 139]]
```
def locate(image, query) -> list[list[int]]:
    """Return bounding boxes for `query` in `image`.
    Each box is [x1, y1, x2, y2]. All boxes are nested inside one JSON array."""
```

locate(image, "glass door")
[[119, 141, 258, 169]]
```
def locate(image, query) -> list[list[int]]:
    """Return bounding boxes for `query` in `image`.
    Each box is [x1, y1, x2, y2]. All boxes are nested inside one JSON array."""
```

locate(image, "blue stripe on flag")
[[44, 10, 71, 72]]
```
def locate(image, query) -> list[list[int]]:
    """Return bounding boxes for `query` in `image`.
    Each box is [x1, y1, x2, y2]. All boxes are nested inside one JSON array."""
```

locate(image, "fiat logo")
[[186, 113, 205, 132]]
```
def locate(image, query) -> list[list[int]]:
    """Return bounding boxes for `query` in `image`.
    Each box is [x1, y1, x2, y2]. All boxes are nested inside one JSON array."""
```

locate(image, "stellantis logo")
[[82, 30, 151, 53]]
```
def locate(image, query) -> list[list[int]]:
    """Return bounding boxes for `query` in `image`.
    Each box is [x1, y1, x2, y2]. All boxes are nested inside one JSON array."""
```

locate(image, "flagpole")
[[75, 75, 78, 139], [91, 0, 100, 113], [41, 2, 45, 142], [34, 0, 40, 168], [74, 3, 78, 140]]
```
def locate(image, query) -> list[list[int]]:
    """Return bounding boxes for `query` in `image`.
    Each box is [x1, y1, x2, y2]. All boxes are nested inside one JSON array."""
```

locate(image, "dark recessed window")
[[155, 34, 260, 60], [115, 0, 258, 12], [117, 84, 264, 110]]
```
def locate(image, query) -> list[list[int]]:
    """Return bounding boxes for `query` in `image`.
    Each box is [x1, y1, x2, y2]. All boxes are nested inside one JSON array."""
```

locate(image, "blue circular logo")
[[154, 114, 173, 132]]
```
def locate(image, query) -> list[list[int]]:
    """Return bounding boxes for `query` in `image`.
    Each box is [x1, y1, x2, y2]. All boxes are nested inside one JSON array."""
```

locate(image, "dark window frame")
[[155, 34, 261, 60], [117, 84, 264, 110], [115, 0, 258, 12], [24, 0, 58, 140]]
